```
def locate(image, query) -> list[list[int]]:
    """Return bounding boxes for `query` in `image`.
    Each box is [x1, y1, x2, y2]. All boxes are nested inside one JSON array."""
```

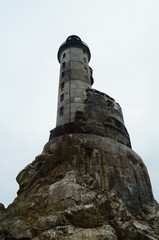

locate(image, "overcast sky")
[[0, 0, 159, 207]]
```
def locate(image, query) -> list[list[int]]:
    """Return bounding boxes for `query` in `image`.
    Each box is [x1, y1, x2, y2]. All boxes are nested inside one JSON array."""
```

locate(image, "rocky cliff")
[[0, 132, 159, 239]]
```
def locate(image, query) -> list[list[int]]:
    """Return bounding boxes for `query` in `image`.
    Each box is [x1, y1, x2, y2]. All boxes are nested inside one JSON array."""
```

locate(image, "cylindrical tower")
[[56, 35, 94, 126], [52, 35, 131, 148]]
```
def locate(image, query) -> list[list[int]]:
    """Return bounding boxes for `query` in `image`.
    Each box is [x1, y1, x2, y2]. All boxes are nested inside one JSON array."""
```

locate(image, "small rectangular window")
[[60, 106, 64, 116], [61, 82, 64, 90], [83, 49, 86, 54], [75, 111, 83, 120], [84, 57, 87, 63], [62, 71, 65, 78], [63, 53, 66, 58], [60, 93, 64, 102]]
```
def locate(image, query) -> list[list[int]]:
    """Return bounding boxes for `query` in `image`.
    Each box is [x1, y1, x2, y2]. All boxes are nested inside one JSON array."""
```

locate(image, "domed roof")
[[57, 35, 91, 63], [66, 35, 81, 42]]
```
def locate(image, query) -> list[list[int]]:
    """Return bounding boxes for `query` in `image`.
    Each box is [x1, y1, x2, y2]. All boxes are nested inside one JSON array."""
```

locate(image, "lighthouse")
[[56, 35, 94, 126], [0, 35, 157, 239], [52, 35, 131, 148]]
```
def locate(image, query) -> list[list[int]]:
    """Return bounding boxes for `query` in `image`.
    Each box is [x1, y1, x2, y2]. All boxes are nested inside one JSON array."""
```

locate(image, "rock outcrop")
[[0, 133, 159, 239]]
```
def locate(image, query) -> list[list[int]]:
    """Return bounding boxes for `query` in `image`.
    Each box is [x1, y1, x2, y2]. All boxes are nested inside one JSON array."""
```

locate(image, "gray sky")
[[0, 0, 159, 207]]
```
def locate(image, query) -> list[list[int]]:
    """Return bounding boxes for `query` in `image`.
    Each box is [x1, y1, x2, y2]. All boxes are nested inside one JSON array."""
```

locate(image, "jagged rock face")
[[0, 134, 159, 239]]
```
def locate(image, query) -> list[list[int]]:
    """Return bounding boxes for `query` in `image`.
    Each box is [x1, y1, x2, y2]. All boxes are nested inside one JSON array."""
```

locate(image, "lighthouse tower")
[[56, 35, 94, 126], [53, 35, 131, 148]]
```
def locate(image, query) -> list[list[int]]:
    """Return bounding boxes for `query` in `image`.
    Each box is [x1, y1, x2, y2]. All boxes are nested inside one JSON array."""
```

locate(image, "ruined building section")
[[0, 36, 159, 240], [52, 35, 131, 148]]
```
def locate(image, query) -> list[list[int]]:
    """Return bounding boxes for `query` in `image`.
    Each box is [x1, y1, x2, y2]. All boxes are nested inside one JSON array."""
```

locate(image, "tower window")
[[60, 93, 64, 102], [84, 57, 87, 63], [75, 111, 83, 120], [63, 53, 66, 58], [60, 106, 64, 116], [60, 82, 64, 90], [83, 49, 86, 54], [62, 71, 65, 78]]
